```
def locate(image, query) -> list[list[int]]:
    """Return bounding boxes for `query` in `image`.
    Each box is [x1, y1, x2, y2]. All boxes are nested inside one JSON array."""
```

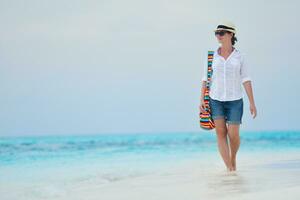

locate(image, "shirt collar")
[[214, 46, 238, 57]]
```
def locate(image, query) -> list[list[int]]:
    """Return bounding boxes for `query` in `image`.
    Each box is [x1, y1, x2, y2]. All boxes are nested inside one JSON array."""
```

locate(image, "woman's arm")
[[200, 52, 208, 103], [243, 81, 257, 118], [240, 53, 257, 119], [199, 81, 207, 113], [200, 81, 206, 101]]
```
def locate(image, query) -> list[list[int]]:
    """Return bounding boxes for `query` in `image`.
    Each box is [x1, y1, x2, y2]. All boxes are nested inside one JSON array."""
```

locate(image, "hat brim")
[[214, 28, 236, 34]]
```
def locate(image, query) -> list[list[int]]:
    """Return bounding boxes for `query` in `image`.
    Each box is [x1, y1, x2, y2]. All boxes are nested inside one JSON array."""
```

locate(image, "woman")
[[199, 21, 257, 172]]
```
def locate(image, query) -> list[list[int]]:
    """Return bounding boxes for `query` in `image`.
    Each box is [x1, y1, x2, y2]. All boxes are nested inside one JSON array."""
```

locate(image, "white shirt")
[[201, 47, 252, 101]]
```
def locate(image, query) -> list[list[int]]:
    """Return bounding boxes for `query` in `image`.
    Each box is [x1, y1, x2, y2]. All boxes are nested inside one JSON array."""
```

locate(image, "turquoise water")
[[1, 131, 300, 200], [1, 131, 300, 167]]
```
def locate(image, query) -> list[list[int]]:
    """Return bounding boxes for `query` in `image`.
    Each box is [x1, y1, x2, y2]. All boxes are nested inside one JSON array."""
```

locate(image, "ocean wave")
[[0, 131, 299, 165]]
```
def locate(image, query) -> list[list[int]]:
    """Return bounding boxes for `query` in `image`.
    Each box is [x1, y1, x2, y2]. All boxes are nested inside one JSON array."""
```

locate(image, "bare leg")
[[214, 118, 233, 171], [227, 124, 241, 171]]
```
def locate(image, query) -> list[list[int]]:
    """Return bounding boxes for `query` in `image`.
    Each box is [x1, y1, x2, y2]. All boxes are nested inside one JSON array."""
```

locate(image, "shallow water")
[[1, 131, 300, 200]]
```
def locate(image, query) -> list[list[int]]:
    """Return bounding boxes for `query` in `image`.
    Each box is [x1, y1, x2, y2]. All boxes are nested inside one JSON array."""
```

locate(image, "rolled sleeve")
[[240, 54, 252, 83]]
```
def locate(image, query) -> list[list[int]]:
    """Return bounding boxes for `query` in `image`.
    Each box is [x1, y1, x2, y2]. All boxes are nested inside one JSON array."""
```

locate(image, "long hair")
[[231, 33, 238, 45]]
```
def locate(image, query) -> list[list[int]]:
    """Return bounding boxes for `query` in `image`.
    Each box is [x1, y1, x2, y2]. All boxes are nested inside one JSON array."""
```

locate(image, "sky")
[[0, 0, 299, 136]]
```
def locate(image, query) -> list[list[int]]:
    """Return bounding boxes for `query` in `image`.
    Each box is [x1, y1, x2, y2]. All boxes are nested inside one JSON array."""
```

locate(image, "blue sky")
[[0, 0, 299, 136]]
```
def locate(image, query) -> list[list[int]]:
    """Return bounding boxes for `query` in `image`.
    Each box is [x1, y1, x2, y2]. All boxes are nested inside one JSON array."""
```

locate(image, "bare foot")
[[226, 163, 234, 172]]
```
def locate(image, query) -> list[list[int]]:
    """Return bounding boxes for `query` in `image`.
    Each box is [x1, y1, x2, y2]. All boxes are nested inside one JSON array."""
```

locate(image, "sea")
[[1, 131, 300, 200]]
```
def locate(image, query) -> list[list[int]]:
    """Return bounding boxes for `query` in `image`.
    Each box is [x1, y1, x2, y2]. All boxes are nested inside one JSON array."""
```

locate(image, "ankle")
[[227, 166, 234, 171]]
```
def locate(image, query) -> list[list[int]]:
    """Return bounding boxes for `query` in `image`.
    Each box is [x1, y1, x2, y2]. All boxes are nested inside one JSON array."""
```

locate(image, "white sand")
[[1, 151, 300, 200], [61, 151, 300, 200]]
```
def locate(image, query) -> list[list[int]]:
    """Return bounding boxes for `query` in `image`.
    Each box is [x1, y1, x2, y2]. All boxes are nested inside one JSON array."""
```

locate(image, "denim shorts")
[[208, 97, 243, 125]]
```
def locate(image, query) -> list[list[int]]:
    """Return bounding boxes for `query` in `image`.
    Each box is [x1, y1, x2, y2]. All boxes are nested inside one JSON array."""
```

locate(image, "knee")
[[216, 128, 227, 139], [228, 134, 240, 143]]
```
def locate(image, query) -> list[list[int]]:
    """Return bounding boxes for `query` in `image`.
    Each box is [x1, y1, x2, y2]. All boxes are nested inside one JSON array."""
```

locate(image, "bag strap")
[[206, 50, 214, 90]]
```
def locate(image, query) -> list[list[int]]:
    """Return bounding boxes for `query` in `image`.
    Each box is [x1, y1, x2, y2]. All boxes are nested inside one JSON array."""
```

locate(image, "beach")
[[56, 152, 300, 200], [1, 131, 300, 200]]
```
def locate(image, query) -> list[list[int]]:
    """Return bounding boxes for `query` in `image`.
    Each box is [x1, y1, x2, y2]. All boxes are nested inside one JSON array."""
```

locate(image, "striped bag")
[[199, 50, 215, 130]]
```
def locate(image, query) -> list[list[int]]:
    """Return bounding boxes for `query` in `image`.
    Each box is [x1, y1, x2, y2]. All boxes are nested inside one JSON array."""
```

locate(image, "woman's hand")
[[199, 99, 207, 113], [250, 103, 257, 118], [243, 81, 257, 119]]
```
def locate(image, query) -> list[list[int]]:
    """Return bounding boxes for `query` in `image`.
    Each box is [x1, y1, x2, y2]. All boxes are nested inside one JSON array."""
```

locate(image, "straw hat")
[[214, 21, 236, 34]]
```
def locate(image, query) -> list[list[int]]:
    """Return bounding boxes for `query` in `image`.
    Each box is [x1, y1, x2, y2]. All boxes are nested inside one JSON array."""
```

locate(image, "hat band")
[[217, 25, 235, 31]]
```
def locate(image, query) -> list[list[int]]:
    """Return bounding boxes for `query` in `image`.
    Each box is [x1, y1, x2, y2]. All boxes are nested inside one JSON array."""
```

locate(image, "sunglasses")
[[215, 30, 230, 36]]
